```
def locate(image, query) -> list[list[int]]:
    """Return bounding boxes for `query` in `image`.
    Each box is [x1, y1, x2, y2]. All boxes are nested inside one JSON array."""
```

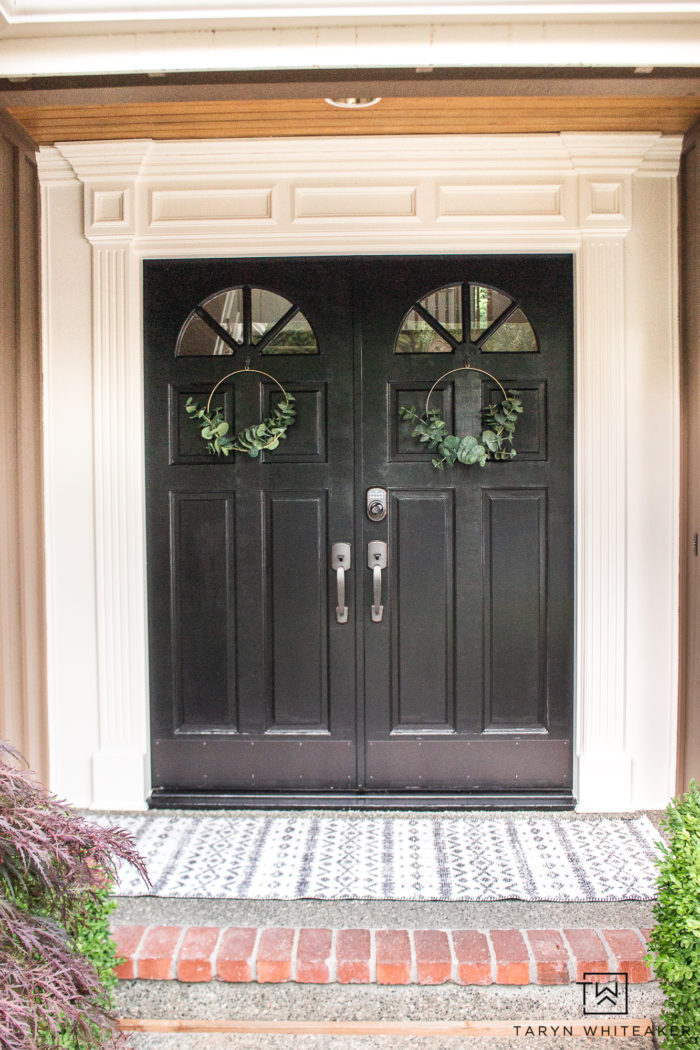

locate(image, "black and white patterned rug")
[[109, 812, 660, 902]]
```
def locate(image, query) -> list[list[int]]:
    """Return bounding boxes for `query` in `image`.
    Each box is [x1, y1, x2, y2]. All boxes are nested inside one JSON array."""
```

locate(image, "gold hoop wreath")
[[398, 363, 523, 470], [185, 364, 296, 458]]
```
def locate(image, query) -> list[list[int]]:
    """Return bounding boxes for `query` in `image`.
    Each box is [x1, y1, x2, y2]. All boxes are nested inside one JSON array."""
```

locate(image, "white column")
[[50, 142, 153, 808], [38, 152, 100, 806], [575, 236, 632, 810], [90, 243, 149, 808]]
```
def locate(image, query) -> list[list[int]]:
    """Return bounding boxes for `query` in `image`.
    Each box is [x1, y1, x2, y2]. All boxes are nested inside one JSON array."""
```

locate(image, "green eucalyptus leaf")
[[481, 429, 498, 452], [465, 443, 486, 465], [456, 435, 477, 460], [399, 384, 521, 471]]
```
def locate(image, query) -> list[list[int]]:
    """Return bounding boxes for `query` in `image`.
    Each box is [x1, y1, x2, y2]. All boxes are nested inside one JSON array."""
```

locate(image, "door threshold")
[[148, 790, 576, 810]]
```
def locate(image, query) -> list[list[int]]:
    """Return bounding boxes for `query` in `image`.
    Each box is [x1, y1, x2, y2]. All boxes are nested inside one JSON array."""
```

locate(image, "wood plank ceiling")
[[8, 94, 700, 144]]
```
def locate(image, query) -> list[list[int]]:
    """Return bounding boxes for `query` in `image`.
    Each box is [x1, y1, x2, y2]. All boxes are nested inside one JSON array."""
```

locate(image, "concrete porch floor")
[[110, 809, 665, 1049]]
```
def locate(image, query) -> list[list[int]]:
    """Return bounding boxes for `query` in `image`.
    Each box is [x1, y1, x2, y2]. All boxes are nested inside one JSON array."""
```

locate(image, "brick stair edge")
[[113, 925, 653, 987]]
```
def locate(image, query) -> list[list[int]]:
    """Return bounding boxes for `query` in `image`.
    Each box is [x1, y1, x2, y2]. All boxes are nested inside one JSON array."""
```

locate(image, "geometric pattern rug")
[[108, 812, 661, 902]]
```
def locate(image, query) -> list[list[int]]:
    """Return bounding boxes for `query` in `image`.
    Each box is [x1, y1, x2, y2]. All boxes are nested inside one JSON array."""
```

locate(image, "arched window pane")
[[250, 288, 293, 344], [469, 285, 513, 341], [262, 312, 318, 355], [176, 288, 243, 356], [394, 280, 538, 354], [419, 285, 463, 342], [482, 307, 539, 353], [175, 285, 318, 356], [396, 308, 453, 354]]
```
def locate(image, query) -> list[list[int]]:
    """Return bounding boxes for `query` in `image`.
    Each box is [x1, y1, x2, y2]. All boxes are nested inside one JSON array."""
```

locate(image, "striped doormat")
[[108, 811, 660, 902]]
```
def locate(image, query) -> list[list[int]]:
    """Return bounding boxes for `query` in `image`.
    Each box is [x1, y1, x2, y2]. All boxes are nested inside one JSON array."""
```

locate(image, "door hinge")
[[694, 533, 698, 557]]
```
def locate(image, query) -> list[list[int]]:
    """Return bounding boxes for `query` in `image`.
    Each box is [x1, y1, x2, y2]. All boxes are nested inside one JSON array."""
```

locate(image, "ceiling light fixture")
[[324, 97, 382, 109]]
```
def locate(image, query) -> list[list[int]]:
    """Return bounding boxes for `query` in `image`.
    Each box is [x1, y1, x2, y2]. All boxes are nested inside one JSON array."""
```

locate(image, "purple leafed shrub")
[[0, 740, 149, 1050]]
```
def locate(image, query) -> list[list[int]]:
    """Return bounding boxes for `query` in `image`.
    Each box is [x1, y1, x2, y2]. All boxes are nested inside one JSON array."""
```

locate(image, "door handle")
[[367, 540, 387, 622], [331, 542, 351, 623]]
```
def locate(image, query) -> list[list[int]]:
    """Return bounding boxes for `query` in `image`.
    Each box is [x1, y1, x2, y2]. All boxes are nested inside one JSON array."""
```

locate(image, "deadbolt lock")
[[366, 487, 388, 522]]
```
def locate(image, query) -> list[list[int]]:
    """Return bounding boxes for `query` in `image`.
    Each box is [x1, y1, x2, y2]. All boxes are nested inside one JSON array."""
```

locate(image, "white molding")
[[574, 237, 632, 811], [579, 178, 630, 229], [38, 132, 682, 811], [149, 187, 274, 227], [2, 21, 700, 77], [90, 245, 149, 810], [560, 132, 683, 174], [4, 0, 700, 23], [54, 133, 678, 250], [36, 148, 79, 185], [638, 135, 685, 175], [57, 133, 682, 181], [624, 173, 681, 808], [39, 170, 100, 805]]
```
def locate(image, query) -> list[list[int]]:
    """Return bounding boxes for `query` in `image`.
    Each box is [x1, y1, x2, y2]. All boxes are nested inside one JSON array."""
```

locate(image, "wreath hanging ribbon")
[[399, 364, 523, 470], [185, 364, 296, 458]]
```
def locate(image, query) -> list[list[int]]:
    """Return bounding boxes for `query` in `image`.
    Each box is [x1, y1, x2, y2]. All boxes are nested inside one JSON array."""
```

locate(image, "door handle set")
[[333, 489, 388, 623], [367, 540, 387, 622], [331, 542, 351, 623], [330, 540, 388, 623]]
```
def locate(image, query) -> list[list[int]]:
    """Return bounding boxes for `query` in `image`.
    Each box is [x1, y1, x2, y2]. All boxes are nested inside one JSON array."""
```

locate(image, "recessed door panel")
[[483, 489, 547, 731], [391, 490, 455, 732], [267, 493, 329, 731], [171, 492, 236, 732]]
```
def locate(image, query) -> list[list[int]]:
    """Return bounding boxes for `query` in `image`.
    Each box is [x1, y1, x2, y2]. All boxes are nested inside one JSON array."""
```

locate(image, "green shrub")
[[71, 886, 121, 998], [0, 739, 147, 1050], [647, 780, 700, 1048], [21, 884, 122, 1049]]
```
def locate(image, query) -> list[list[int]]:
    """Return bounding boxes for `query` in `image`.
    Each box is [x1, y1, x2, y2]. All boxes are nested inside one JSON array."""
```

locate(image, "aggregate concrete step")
[[124, 1036, 655, 1050], [116, 981, 663, 1049], [114, 896, 656, 932]]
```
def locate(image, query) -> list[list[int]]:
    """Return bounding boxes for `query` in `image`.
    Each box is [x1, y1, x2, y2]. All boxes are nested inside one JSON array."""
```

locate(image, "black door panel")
[[144, 258, 357, 791], [357, 256, 573, 793], [143, 254, 573, 802]]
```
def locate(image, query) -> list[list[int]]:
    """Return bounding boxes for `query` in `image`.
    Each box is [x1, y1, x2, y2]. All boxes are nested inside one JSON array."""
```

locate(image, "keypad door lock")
[[366, 487, 388, 522]]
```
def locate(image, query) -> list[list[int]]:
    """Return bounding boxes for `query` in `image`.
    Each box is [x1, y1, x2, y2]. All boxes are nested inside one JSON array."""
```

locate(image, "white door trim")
[[37, 131, 681, 810]]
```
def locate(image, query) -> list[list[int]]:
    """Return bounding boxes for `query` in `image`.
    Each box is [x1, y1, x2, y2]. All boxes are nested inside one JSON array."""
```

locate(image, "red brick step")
[[114, 925, 653, 986]]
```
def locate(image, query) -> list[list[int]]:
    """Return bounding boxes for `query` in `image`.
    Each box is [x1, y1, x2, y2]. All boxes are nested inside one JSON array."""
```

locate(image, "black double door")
[[144, 254, 574, 805]]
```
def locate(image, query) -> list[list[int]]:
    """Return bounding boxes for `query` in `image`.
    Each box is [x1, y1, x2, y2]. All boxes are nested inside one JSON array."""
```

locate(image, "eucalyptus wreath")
[[399, 392, 523, 470], [185, 393, 296, 457]]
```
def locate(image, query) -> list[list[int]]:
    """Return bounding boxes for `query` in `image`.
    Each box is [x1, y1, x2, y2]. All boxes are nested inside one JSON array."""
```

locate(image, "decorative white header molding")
[[49, 132, 681, 253], [55, 133, 681, 182], [37, 132, 682, 811]]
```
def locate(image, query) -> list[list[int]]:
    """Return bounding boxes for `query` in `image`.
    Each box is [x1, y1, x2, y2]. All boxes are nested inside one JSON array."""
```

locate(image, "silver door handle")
[[331, 542, 351, 623], [367, 540, 387, 622]]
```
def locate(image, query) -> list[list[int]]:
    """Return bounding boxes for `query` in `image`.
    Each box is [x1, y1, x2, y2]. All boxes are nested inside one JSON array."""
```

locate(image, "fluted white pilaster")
[[90, 244, 149, 809], [575, 237, 632, 809]]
